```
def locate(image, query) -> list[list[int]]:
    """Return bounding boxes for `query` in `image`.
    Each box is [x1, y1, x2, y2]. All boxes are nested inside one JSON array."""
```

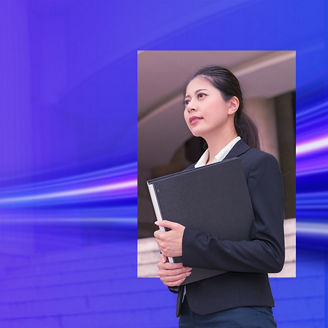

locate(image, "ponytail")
[[234, 112, 259, 149]]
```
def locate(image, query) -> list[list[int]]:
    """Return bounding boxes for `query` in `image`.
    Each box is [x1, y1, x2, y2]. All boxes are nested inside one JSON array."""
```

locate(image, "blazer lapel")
[[223, 139, 250, 160]]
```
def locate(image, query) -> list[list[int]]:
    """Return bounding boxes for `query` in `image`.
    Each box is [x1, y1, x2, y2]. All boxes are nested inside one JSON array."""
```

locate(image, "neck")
[[203, 124, 238, 164]]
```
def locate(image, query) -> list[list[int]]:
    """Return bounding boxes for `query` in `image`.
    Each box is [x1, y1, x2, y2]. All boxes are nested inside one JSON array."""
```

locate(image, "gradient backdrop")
[[0, 0, 327, 327]]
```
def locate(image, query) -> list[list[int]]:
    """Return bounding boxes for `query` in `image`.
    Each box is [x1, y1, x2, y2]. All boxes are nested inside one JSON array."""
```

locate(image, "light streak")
[[0, 217, 136, 224], [0, 179, 137, 204], [297, 222, 328, 237], [0, 162, 137, 194], [296, 100, 328, 121], [296, 136, 328, 156]]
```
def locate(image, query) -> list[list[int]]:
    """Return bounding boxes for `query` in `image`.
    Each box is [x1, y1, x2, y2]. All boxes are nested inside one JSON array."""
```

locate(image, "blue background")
[[0, 0, 327, 327]]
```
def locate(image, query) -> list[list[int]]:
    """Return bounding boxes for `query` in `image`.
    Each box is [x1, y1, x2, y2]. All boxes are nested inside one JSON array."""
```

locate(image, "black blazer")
[[174, 139, 285, 316]]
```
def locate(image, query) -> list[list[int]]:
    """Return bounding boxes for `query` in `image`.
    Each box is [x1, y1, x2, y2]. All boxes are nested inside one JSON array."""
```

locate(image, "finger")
[[160, 254, 167, 263], [162, 265, 192, 273], [155, 238, 162, 248], [159, 269, 191, 278], [160, 271, 191, 283], [161, 272, 192, 286], [154, 239, 162, 253], [158, 268, 184, 277], [184, 267, 192, 271], [157, 262, 181, 270], [158, 266, 192, 276], [159, 273, 186, 282], [157, 263, 185, 272], [157, 241, 165, 253], [182, 266, 192, 273], [153, 230, 162, 239], [164, 278, 186, 287], [155, 220, 179, 230], [158, 262, 184, 270]]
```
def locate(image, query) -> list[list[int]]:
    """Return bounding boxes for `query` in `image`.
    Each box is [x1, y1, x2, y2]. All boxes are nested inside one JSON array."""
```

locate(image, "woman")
[[154, 66, 285, 327]]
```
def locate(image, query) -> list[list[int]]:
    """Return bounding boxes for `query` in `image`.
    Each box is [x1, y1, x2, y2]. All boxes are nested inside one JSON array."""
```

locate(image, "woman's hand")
[[157, 254, 192, 287], [153, 220, 185, 257]]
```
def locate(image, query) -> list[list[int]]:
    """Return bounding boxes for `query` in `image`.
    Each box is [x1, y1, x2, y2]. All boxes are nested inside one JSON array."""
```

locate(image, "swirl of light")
[[0, 162, 137, 225], [296, 95, 328, 246]]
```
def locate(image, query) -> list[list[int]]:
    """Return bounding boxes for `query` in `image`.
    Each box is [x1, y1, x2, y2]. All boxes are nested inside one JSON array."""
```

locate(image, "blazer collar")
[[223, 139, 250, 160], [188, 139, 251, 170]]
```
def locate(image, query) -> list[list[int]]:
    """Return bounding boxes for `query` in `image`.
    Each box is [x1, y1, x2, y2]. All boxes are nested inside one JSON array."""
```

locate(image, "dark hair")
[[185, 66, 259, 149]]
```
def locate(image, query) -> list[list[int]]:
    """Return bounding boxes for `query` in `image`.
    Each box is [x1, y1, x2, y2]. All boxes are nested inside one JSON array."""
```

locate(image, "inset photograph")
[[137, 51, 296, 281]]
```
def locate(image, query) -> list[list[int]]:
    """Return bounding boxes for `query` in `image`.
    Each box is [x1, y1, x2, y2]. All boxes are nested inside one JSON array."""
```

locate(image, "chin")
[[190, 127, 206, 138], [190, 130, 201, 137]]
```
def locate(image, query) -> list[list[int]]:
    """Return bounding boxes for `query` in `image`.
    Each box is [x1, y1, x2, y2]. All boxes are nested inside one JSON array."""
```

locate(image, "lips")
[[189, 116, 203, 125]]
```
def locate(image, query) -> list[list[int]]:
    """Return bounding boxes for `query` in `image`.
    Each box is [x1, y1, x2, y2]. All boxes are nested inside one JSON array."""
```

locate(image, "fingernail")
[[154, 221, 159, 225], [186, 272, 191, 276]]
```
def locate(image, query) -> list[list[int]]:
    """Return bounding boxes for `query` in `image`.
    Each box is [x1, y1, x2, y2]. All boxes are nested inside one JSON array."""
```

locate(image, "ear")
[[227, 96, 239, 115]]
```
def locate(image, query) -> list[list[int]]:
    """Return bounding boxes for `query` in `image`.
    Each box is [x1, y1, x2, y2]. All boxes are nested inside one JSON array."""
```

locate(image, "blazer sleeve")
[[181, 153, 285, 273]]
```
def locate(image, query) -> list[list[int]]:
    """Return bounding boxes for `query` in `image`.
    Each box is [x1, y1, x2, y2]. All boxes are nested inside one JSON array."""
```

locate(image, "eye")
[[197, 92, 207, 99], [184, 99, 190, 106]]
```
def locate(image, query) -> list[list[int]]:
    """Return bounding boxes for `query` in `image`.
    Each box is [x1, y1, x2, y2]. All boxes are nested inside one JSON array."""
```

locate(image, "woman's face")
[[184, 76, 236, 138]]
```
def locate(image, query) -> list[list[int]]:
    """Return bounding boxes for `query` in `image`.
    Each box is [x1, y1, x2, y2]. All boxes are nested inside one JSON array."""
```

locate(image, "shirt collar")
[[194, 136, 241, 168]]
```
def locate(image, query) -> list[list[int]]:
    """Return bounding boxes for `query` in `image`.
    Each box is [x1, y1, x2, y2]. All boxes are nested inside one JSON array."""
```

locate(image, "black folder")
[[147, 157, 254, 284]]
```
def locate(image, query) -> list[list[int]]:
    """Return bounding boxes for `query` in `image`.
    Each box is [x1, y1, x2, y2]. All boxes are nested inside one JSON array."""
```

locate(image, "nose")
[[186, 98, 197, 113]]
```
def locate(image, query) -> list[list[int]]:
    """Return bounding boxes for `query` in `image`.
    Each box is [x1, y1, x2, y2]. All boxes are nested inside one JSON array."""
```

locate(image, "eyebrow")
[[185, 89, 208, 98]]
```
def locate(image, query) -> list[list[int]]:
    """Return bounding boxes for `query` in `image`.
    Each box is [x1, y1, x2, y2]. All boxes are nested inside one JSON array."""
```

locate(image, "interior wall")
[[244, 98, 279, 160], [274, 92, 296, 219]]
